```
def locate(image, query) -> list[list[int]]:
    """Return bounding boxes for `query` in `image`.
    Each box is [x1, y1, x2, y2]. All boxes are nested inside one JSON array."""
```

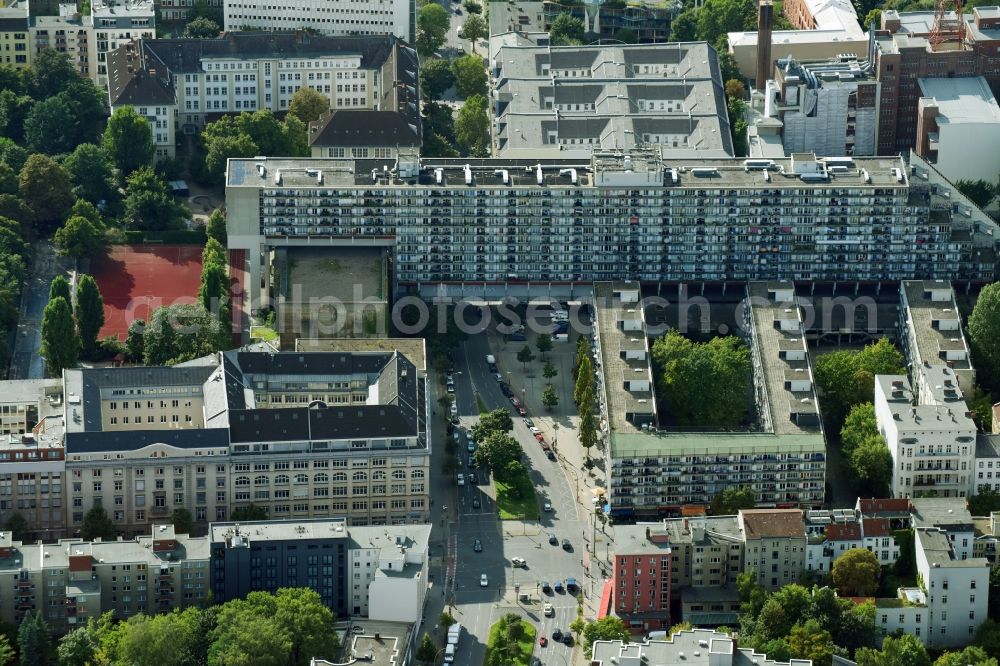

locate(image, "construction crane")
[[929, 0, 964, 50]]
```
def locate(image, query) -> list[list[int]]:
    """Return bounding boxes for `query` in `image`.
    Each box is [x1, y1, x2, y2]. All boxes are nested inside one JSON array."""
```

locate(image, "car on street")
[[554, 580, 564, 593], [534, 433, 545, 444], [467, 457, 475, 468], [529, 426, 541, 435], [469, 472, 478, 484], [516, 405, 527, 416], [548, 533, 558, 545], [523, 417, 534, 428], [552, 629, 563, 641], [563, 634, 574, 646], [494, 373, 503, 382], [566, 577, 578, 593], [472, 497, 481, 508], [499, 383, 512, 397], [450, 416, 460, 425], [473, 539, 482, 552], [447, 384, 455, 393], [541, 581, 552, 594], [450, 403, 458, 417], [456, 474, 465, 486], [511, 557, 526, 567], [480, 573, 488, 587], [543, 502, 552, 512], [539, 636, 548, 647], [546, 450, 557, 461], [543, 603, 554, 616], [351, 625, 364, 634], [562, 539, 572, 551], [467, 441, 475, 453], [511, 396, 521, 408]]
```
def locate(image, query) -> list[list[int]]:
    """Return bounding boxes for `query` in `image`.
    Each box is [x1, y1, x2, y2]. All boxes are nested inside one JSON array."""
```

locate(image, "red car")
[[539, 636, 548, 647]]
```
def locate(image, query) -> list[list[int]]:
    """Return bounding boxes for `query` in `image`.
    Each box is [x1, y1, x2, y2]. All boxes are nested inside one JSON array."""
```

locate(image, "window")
[[294, 474, 308, 484]]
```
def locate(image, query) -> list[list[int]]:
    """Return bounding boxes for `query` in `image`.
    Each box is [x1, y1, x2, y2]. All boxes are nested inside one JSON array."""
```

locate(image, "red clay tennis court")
[[91, 244, 203, 341]]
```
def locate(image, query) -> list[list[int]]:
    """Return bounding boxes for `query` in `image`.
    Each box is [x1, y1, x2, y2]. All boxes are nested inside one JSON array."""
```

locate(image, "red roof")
[[862, 518, 892, 538], [598, 578, 614, 620], [858, 498, 910, 514], [825, 522, 862, 541]]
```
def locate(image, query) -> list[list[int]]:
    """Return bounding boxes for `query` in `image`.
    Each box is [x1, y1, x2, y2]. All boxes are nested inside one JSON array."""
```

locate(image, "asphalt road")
[[442, 331, 584, 665], [10, 243, 70, 379]]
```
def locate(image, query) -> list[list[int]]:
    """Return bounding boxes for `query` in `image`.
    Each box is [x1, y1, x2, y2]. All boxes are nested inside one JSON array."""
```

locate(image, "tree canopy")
[[955, 179, 997, 209], [122, 167, 188, 231], [201, 111, 308, 183], [582, 617, 630, 656], [80, 505, 116, 541], [450, 55, 488, 99], [550, 13, 585, 45], [64, 143, 118, 209], [416, 3, 450, 57], [831, 548, 880, 597], [970, 281, 1000, 392], [472, 432, 522, 477], [75, 274, 105, 359], [183, 16, 221, 38], [288, 87, 329, 125], [19, 153, 74, 234], [54, 214, 107, 261], [651, 329, 750, 427], [710, 486, 756, 515], [40, 296, 78, 376], [419, 58, 454, 101], [454, 93, 489, 156], [103, 107, 155, 180], [814, 337, 905, 429]]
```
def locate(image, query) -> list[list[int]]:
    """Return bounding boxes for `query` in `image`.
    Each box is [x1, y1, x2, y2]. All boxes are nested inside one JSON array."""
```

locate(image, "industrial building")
[[222, 0, 413, 42]]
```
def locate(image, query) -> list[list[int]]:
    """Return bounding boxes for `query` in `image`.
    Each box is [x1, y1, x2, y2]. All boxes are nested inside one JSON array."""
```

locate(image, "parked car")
[[554, 580, 564, 593], [447, 384, 455, 393], [456, 474, 465, 486], [467, 441, 476, 453], [469, 472, 478, 484], [562, 634, 574, 646], [499, 383, 512, 397], [543, 603, 554, 616], [539, 636, 548, 647], [543, 502, 552, 512], [480, 573, 488, 587], [566, 577, 578, 593], [529, 426, 541, 435], [552, 629, 563, 641], [511, 557, 526, 567], [562, 539, 572, 551], [523, 417, 534, 428], [541, 580, 552, 594], [548, 533, 558, 545], [472, 497, 481, 509], [546, 450, 557, 461], [473, 539, 482, 552]]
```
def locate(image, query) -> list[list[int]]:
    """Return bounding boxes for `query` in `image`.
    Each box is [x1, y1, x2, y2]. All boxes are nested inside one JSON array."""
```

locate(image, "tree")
[[727, 95, 748, 157], [471, 409, 513, 440], [841, 402, 877, 456], [24, 95, 76, 155], [970, 281, 1000, 392], [542, 361, 558, 381], [183, 16, 220, 37], [535, 333, 553, 357], [814, 337, 905, 429], [142, 307, 179, 365], [48, 276, 72, 310], [75, 275, 105, 359], [230, 504, 268, 521], [56, 625, 97, 666], [64, 143, 118, 208], [541, 385, 559, 411], [124, 319, 145, 362], [31, 48, 78, 99], [201, 111, 307, 183], [850, 435, 893, 494], [122, 167, 187, 231], [472, 432, 522, 476], [208, 609, 290, 666], [831, 547, 880, 597], [423, 101, 455, 142], [288, 86, 329, 125], [581, 617, 629, 657], [103, 107, 155, 180], [415, 633, 437, 665], [651, 330, 751, 427], [80, 505, 116, 541], [454, 94, 489, 156], [864, 8, 882, 29], [450, 55, 488, 99], [854, 633, 931, 666], [934, 646, 998, 666], [710, 486, 755, 515], [3, 513, 28, 542], [171, 508, 194, 535], [956, 179, 997, 209], [199, 262, 229, 314], [695, 0, 755, 45], [0, 91, 33, 146], [40, 296, 79, 376], [971, 486, 1000, 516], [420, 58, 454, 101], [18, 611, 53, 666], [117, 609, 207, 666], [612, 27, 638, 43], [786, 619, 833, 665], [19, 153, 74, 234], [516, 344, 535, 370], [726, 78, 746, 99], [206, 209, 227, 245], [0, 163, 16, 195], [579, 403, 597, 456], [575, 354, 593, 404], [54, 215, 106, 261], [416, 3, 450, 57], [439, 612, 456, 628], [461, 14, 488, 52], [550, 13, 585, 46], [0, 194, 32, 229]]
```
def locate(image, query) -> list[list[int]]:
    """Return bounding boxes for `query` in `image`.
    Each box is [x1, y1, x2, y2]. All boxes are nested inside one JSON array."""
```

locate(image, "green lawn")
[[484, 619, 536, 666], [249, 325, 278, 342], [495, 470, 540, 521]]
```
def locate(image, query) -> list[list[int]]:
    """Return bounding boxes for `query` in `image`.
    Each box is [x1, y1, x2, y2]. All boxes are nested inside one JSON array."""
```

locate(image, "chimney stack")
[[756, 0, 774, 92]]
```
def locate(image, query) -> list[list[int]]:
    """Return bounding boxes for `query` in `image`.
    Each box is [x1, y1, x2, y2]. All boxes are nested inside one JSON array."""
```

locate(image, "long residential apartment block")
[[0, 517, 428, 636], [0, 346, 435, 540], [107, 32, 417, 160], [225, 151, 1000, 310], [595, 281, 825, 519], [490, 42, 733, 158]]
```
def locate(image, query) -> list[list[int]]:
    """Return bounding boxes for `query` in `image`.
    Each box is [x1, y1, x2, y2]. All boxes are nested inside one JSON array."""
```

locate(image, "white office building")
[[223, 0, 413, 42]]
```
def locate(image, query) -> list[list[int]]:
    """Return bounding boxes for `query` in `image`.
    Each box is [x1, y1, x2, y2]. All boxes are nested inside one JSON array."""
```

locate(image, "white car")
[[450, 403, 458, 416], [494, 373, 503, 382], [529, 426, 542, 435], [543, 502, 552, 512], [511, 557, 526, 567], [480, 573, 488, 587], [467, 441, 476, 453], [457, 474, 465, 486], [543, 603, 554, 617]]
